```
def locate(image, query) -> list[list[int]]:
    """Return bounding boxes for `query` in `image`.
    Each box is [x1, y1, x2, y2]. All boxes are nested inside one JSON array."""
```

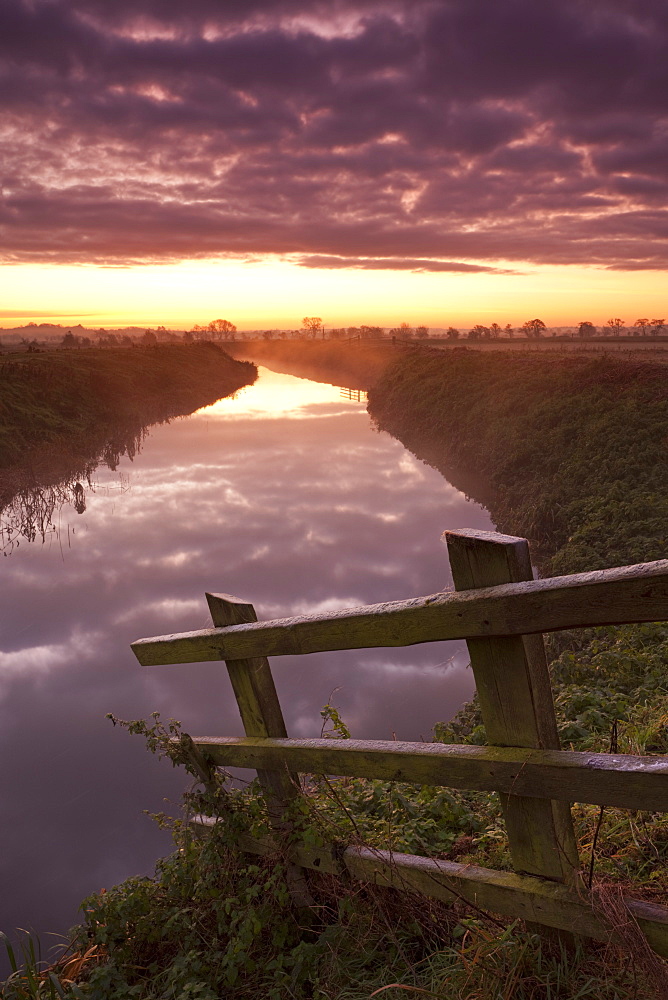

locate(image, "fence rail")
[[132, 528, 668, 956], [190, 736, 668, 812], [132, 557, 668, 665]]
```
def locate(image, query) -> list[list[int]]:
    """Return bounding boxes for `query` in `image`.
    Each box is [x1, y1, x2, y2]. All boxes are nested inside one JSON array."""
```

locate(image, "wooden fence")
[[132, 528, 668, 956]]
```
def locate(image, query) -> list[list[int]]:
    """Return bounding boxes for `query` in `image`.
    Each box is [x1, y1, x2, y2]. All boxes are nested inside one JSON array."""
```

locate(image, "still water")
[[0, 366, 492, 953]]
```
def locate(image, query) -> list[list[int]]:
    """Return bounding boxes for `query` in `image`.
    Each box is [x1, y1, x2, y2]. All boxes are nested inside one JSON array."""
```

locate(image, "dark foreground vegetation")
[[0, 344, 256, 552], [4, 348, 668, 998]]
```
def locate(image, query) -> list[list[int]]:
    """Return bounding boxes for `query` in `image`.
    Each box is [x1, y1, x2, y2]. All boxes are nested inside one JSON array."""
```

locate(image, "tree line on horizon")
[[3, 315, 666, 352]]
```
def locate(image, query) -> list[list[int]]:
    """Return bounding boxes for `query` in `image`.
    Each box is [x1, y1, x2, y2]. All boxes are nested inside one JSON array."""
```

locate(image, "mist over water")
[[0, 367, 492, 957]]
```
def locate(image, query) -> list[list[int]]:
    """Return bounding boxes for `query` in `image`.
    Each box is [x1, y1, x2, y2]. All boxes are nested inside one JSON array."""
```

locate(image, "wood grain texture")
[[206, 593, 312, 908], [189, 817, 668, 957], [205, 593, 298, 812], [190, 736, 668, 811], [131, 559, 668, 666], [445, 529, 580, 886]]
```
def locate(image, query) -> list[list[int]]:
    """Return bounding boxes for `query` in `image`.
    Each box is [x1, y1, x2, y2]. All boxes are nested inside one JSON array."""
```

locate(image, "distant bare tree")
[[208, 319, 237, 340], [415, 325, 429, 338], [360, 325, 384, 338], [521, 319, 546, 339], [578, 321, 596, 339], [650, 318, 665, 337], [446, 327, 459, 340], [634, 318, 650, 337], [489, 323, 502, 339], [606, 318, 624, 337], [302, 316, 323, 338]]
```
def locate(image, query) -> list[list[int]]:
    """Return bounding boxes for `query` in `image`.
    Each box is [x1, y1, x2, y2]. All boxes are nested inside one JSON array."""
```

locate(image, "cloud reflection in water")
[[0, 367, 492, 951]]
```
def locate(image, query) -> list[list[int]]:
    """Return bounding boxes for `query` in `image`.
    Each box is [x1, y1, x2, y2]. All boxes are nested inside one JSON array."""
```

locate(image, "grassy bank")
[[0, 343, 256, 470], [367, 348, 666, 576], [0, 343, 256, 554], [4, 348, 668, 998]]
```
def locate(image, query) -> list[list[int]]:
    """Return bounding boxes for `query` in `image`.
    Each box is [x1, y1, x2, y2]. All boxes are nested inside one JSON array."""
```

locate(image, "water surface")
[[0, 367, 492, 955]]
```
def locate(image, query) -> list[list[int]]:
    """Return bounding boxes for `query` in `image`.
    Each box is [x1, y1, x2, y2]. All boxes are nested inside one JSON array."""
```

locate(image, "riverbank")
[[368, 348, 667, 575], [0, 343, 256, 471], [0, 343, 256, 553]]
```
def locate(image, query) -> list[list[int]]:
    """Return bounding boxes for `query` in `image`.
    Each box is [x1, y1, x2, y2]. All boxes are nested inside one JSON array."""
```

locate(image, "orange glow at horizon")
[[1, 258, 666, 330]]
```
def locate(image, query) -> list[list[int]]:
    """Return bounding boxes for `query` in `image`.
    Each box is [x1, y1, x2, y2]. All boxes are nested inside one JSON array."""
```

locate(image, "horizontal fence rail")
[[132, 558, 668, 666], [192, 816, 668, 957], [190, 736, 668, 812]]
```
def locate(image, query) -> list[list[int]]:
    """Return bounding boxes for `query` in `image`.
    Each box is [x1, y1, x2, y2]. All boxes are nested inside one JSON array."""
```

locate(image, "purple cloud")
[[294, 255, 518, 273], [1, 0, 667, 269]]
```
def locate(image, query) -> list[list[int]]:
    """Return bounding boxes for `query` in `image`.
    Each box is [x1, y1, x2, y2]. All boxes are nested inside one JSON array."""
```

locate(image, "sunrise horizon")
[[3, 1, 666, 335], [2, 258, 666, 333]]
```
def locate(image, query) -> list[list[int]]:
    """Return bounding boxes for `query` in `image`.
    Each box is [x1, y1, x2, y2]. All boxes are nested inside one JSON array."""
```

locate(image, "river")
[[0, 365, 492, 963]]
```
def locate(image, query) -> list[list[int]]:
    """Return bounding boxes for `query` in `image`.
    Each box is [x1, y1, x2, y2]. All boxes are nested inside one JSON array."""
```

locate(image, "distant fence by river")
[[133, 528, 668, 956]]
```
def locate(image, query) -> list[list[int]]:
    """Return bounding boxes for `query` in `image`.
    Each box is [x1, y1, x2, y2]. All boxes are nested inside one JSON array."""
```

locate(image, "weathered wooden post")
[[444, 529, 580, 890], [205, 592, 313, 907]]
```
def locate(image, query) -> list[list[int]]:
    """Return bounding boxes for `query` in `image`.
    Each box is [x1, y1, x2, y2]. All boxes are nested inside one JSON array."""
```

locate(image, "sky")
[[2, 0, 667, 329]]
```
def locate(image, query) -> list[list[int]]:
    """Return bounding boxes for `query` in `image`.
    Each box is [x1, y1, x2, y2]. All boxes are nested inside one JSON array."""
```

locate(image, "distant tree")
[[183, 331, 194, 343], [329, 328, 346, 339], [415, 325, 429, 338], [61, 331, 78, 348], [504, 324, 514, 338], [445, 327, 459, 340], [469, 324, 490, 340], [650, 318, 665, 337], [262, 330, 274, 340], [302, 316, 323, 338], [489, 323, 502, 339], [578, 321, 596, 339], [141, 329, 158, 344], [606, 318, 624, 337], [208, 319, 237, 340], [388, 322, 413, 338], [360, 325, 384, 338], [522, 319, 546, 339], [634, 318, 650, 337]]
